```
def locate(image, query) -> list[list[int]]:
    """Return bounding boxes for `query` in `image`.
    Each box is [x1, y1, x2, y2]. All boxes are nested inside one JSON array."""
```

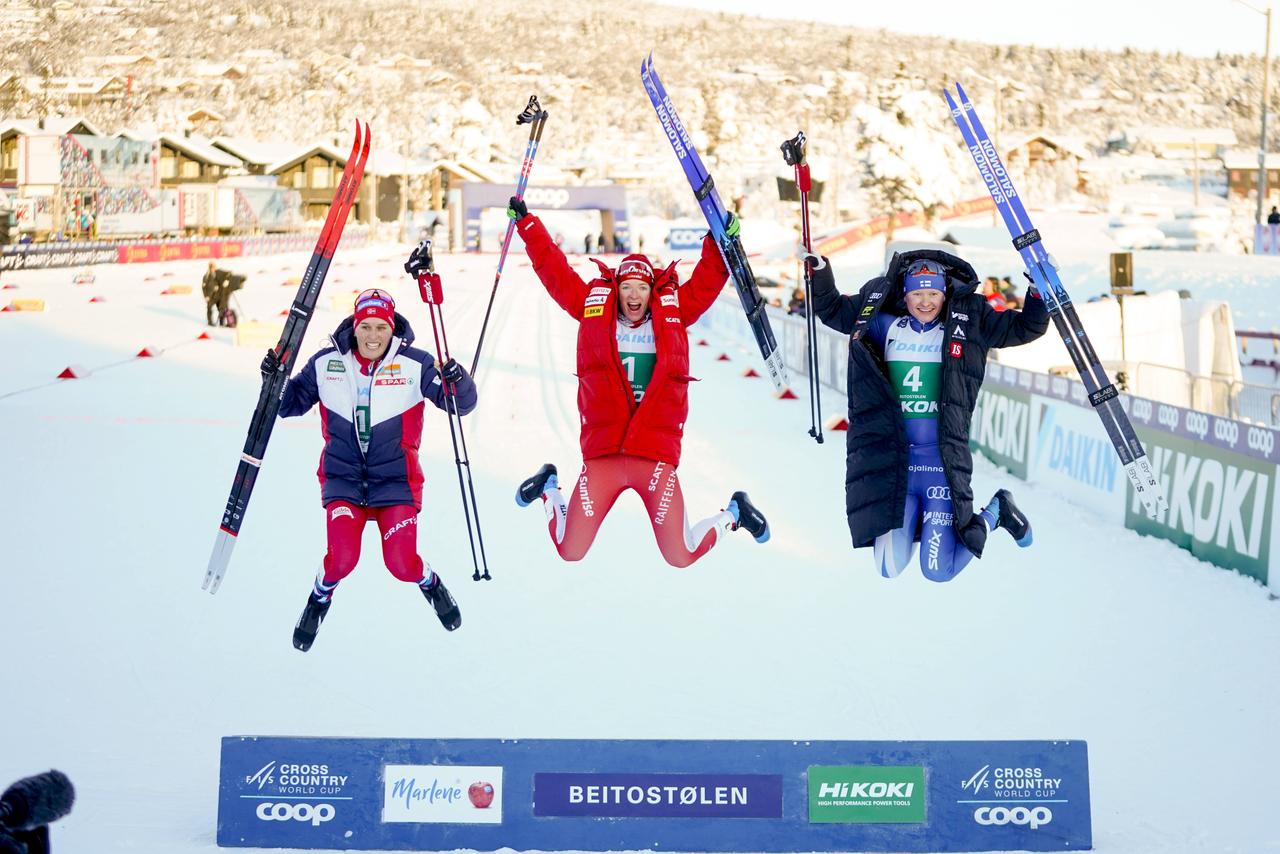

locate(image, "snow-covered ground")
[[1, 235, 1278, 854]]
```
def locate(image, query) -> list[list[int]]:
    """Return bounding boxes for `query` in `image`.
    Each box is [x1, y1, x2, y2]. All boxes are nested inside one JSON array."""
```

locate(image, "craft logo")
[[807, 766, 925, 824], [382, 765, 504, 824], [534, 773, 783, 819]]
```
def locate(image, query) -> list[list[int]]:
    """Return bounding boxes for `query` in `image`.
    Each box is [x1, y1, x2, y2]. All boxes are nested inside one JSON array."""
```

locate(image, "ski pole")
[[471, 95, 549, 378], [781, 131, 823, 444], [414, 240, 492, 581]]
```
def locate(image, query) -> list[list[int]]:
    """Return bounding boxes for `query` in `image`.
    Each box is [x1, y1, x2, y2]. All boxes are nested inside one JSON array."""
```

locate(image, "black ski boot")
[[422, 576, 462, 631], [728, 491, 770, 543], [990, 489, 1033, 547], [516, 463, 558, 507], [293, 593, 332, 652]]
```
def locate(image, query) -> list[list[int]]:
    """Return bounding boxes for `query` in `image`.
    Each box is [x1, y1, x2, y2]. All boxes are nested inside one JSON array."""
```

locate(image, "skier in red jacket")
[[507, 196, 769, 567]]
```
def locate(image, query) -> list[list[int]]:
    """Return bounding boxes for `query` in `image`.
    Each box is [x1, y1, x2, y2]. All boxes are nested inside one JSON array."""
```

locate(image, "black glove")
[[506, 196, 528, 221], [404, 241, 432, 278], [261, 348, 281, 377], [439, 358, 465, 385]]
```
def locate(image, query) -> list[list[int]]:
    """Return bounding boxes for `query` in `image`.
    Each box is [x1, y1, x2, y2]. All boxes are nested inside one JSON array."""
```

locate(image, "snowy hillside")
[[0, 237, 1278, 853]]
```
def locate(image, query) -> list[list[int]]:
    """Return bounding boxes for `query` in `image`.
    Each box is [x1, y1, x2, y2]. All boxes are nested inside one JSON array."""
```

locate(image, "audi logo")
[[1184, 411, 1209, 439], [256, 802, 335, 826], [925, 486, 951, 500], [1132, 398, 1153, 423], [523, 188, 571, 208], [1157, 405, 1179, 429], [974, 805, 1053, 830], [1213, 418, 1240, 448], [1248, 426, 1277, 455]]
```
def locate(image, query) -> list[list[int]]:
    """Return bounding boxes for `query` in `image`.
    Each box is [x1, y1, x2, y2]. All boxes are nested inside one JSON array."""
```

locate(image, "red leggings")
[[542, 454, 733, 568], [321, 501, 425, 585]]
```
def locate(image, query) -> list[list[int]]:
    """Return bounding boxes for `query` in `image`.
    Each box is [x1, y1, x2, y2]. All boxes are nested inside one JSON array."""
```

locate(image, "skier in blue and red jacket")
[[262, 288, 477, 651]]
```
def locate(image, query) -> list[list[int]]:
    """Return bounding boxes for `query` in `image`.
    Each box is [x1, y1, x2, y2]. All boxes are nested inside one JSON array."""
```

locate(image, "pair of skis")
[[204, 121, 371, 594], [945, 83, 1168, 517], [640, 53, 788, 393]]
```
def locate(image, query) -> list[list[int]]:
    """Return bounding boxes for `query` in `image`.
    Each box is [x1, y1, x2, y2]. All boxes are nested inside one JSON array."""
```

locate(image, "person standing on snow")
[[807, 251, 1048, 581], [260, 288, 477, 650], [506, 195, 769, 567]]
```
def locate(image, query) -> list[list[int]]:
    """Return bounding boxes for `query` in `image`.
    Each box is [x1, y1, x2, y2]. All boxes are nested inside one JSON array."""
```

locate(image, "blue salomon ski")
[[945, 83, 1167, 516], [640, 53, 788, 391]]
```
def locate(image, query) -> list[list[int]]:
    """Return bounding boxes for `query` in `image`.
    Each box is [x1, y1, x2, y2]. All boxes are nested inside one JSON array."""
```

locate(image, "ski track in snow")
[[0, 238, 1277, 854]]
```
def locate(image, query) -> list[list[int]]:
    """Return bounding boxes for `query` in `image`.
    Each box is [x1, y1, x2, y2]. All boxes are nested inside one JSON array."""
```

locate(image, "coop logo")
[[1131, 398, 1154, 424], [1213, 418, 1240, 448], [925, 486, 950, 500], [255, 802, 335, 826], [1157, 404, 1179, 430], [523, 188, 570, 208], [974, 805, 1053, 830], [667, 228, 703, 248], [1184, 411, 1209, 440], [1247, 426, 1276, 455]]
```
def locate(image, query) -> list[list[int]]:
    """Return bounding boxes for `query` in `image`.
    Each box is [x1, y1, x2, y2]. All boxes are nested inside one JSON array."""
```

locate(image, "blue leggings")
[[873, 445, 977, 582]]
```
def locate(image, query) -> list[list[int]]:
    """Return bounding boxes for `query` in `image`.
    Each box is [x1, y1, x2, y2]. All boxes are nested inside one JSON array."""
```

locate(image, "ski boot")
[[728, 491, 770, 543], [422, 576, 462, 631], [989, 488, 1033, 547], [293, 593, 332, 652], [516, 463, 558, 507]]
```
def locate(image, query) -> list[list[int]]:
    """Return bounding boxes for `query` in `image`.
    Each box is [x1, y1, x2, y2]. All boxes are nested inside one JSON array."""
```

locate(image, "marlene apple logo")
[[468, 782, 495, 809]]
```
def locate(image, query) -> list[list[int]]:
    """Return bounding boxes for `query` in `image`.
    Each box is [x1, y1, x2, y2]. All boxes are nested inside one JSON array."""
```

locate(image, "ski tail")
[[204, 121, 371, 594], [945, 85, 1167, 516]]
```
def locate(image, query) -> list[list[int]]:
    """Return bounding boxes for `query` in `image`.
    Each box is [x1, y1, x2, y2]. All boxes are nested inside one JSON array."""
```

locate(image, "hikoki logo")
[[816, 780, 916, 800]]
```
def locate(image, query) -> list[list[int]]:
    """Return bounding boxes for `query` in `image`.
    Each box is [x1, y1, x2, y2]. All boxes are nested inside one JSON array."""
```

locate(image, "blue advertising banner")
[[217, 737, 1090, 851]]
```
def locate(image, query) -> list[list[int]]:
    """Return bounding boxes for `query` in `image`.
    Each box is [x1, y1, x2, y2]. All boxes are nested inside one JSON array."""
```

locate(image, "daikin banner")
[[217, 736, 1091, 851]]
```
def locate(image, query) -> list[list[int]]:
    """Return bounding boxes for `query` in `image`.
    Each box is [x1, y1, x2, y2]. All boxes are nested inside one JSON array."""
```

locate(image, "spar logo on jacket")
[[516, 213, 729, 466], [279, 313, 477, 510]]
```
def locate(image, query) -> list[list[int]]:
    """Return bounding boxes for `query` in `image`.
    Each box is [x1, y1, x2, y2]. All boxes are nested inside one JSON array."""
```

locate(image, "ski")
[[944, 84, 1167, 516], [471, 95, 549, 378], [204, 121, 372, 594], [640, 53, 788, 392]]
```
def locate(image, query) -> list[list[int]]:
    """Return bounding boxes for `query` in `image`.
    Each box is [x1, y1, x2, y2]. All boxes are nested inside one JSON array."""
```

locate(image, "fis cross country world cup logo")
[[807, 766, 926, 824]]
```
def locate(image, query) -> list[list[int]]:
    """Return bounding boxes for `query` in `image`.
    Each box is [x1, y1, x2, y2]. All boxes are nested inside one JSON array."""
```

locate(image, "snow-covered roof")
[[1221, 150, 1280, 170], [1002, 131, 1091, 160], [212, 136, 298, 167], [1130, 127, 1238, 146], [434, 158, 505, 184], [158, 133, 241, 167], [364, 148, 434, 177], [264, 141, 351, 175]]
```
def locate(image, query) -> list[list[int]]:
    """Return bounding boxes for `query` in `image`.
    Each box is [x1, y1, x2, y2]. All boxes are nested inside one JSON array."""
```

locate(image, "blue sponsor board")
[[534, 773, 783, 818], [667, 227, 706, 250], [217, 737, 1091, 851]]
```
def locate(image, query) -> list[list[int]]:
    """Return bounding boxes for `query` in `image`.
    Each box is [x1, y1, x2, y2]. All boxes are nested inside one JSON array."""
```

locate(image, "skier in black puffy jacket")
[[807, 248, 1049, 581]]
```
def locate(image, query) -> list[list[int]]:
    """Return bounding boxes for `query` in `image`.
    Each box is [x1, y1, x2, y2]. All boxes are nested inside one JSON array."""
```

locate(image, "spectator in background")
[[202, 262, 227, 326], [584, 233, 594, 254], [982, 276, 1008, 312], [787, 286, 807, 317], [598, 231, 607, 253], [216, 271, 246, 327], [1268, 206, 1280, 226], [614, 232, 625, 253]]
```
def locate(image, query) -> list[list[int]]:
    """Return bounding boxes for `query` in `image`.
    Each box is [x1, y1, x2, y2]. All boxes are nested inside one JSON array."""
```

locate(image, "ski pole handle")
[[780, 131, 807, 168]]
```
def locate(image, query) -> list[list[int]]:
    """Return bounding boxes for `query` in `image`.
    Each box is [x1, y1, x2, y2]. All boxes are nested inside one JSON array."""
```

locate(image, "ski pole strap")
[[1088, 384, 1119, 407], [1013, 228, 1042, 250], [695, 174, 715, 201]]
